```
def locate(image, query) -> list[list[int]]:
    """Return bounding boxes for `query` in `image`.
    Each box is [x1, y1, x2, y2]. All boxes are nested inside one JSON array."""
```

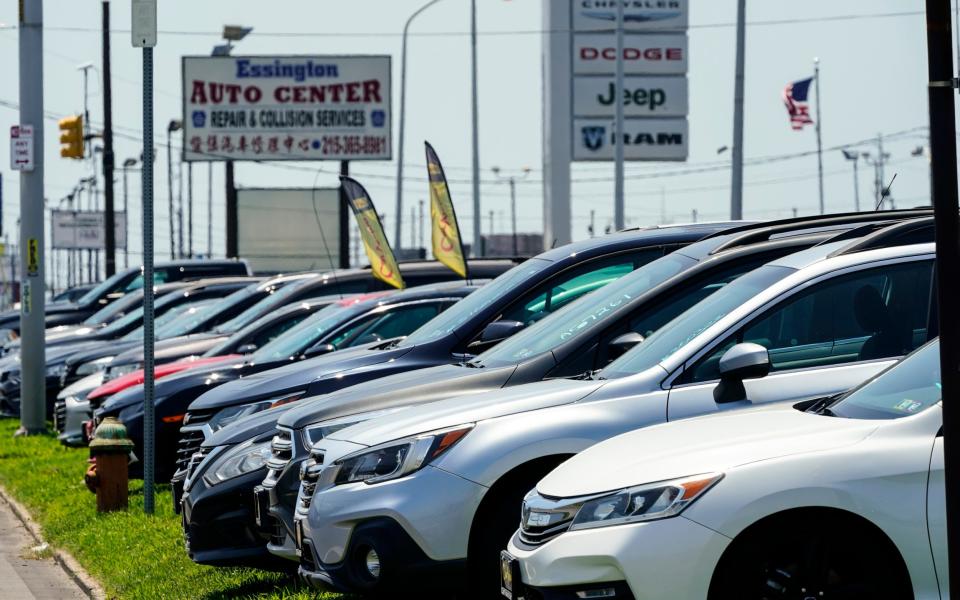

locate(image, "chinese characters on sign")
[[181, 55, 392, 162]]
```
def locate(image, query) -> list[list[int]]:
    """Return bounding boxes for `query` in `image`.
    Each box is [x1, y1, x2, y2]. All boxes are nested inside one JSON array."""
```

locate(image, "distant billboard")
[[51, 211, 127, 250], [182, 55, 392, 162], [237, 188, 340, 273]]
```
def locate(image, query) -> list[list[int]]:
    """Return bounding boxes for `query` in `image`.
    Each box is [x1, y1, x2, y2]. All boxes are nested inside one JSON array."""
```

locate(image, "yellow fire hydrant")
[[86, 417, 133, 513]]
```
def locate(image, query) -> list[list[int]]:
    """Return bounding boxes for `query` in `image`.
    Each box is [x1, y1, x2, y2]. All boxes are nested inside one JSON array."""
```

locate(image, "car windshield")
[[75, 267, 134, 305], [602, 265, 794, 378], [153, 302, 219, 339], [84, 291, 142, 325], [829, 341, 941, 420], [214, 280, 308, 334], [120, 299, 215, 341], [476, 253, 696, 366], [398, 259, 551, 347], [250, 302, 355, 363], [97, 290, 183, 337]]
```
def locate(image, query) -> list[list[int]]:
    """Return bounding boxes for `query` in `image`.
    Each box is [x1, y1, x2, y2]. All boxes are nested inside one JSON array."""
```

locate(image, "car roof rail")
[[704, 208, 933, 254], [828, 217, 936, 257]]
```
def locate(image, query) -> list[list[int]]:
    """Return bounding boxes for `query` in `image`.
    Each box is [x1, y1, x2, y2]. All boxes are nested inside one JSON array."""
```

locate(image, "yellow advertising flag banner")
[[425, 142, 468, 279], [340, 176, 405, 289]]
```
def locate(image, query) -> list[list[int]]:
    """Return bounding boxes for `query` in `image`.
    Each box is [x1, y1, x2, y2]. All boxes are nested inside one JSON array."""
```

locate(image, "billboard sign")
[[572, 0, 688, 32], [573, 33, 687, 75], [51, 211, 127, 250], [182, 55, 392, 162], [573, 117, 688, 161], [573, 75, 687, 117]]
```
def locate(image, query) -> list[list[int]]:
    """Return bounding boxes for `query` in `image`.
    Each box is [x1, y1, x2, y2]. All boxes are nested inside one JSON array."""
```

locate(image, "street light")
[[841, 149, 861, 212], [167, 119, 182, 259], [122, 157, 138, 268], [395, 0, 443, 251], [491, 166, 532, 256]]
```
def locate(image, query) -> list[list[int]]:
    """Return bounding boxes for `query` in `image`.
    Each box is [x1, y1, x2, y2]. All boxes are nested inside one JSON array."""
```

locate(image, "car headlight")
[[333, 424, 473, 486], [76, 356, 115, 377], [567, 473, 723, 531], [301, 407, 408, 447], [104, 362, 140, 381], [203, 439, 273, 485], [45, 363, 66, 378], [207, 392, 304, 432]]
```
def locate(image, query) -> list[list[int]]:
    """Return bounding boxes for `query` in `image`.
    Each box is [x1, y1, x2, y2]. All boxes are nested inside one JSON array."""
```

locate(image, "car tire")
[[708, 510, 913, 600], [466, 457, 571, 600]]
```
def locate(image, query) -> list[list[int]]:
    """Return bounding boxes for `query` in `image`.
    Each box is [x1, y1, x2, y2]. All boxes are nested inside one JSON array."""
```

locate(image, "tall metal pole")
[[509, 177, 518, 256], [225, 161, 237, 258], [542, 0, 572, 250], [814, 58, 825, 214], [730, 0, 746, 220], [187, 162, 193, 257], [852, 156, 860, 212], [613, 0, 625, 230], [140, 49, 156, 516], [207, 163, 213, 257], [395, 0, 441, 251], [17, 0, 46, 435], [166, 130, 175, 259], [122, 165, 129, 268], [924, 0, 960, 594], [418, 199, 425, 251], [470, 0, 481, 256], [338, 161, 350, 268], [102, 0, 116, 277], [878, 133, 887, 208], [177, 160, 184, 258]]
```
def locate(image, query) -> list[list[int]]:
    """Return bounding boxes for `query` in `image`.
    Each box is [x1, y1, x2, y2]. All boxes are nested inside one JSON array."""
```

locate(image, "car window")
[[247, 313, 309, 349], [124, 270, 169, 292], [250, 303, 354, 362], [681, 259, 934, 384]]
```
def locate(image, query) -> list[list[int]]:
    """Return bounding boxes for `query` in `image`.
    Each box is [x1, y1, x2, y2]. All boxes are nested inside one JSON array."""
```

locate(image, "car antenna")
[[312, 168, 344, 299], [874, 173, 897, 211]]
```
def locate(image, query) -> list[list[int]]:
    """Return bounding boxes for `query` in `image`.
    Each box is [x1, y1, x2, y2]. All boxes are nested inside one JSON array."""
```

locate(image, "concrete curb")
[[0, 486, 107, 600]]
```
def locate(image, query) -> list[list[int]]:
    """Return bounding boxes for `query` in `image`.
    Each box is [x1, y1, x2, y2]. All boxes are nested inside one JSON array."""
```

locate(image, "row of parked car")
[[13, 208, 947, 598]]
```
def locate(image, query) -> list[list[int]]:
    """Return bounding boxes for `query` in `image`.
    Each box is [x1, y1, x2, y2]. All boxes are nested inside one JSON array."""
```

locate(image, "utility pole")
[[17, 0, 46, 435], [841, 149, 860, 211], [338, 161, 350, 268], [924, 0, 960, 595], [542, 0, 572, 250], [225, 161, 237, 258], [187, 162, 193, 257], [207, 163, 213, 257], [613, 0, 625, 230], [409, 205, 416, 253], [177, 160, 184, 258], [418, 199, 425, 252], [470, 0, 481, 256], [166, 120, 180, 259], [730, 0, 746, 220], [691, 208, 698, 223], [589, 210, 596, 237], [102, 0, 116, 277]]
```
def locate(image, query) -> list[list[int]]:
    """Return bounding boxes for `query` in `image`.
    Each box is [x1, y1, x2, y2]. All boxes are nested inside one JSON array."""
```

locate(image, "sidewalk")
[[0, 495, 87, 600]]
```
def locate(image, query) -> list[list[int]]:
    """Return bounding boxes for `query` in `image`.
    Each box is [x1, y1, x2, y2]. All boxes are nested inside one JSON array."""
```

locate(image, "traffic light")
[[58, 115, 84, 159]]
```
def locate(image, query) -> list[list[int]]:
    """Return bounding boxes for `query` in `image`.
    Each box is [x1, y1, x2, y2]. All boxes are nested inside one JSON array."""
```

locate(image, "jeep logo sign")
[[573, 118, 688, 161], [573, 75, 687, 117]]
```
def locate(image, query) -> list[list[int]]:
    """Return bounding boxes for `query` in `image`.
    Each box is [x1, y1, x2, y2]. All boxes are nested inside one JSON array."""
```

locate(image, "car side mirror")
[[713, 343, 770, 404], [467, 320, 526, 353], [236, 343, 257, 354], [608, 331, 645, 358], [303, 343, 337, 359]]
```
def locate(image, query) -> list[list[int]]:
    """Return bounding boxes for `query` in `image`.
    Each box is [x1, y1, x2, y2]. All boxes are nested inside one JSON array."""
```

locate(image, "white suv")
[[505, 339, 943, 599], [296, 239, 936, 596]]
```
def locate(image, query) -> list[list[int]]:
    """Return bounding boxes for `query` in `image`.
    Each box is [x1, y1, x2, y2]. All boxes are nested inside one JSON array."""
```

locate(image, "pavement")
[[0, 495, 88, 600]]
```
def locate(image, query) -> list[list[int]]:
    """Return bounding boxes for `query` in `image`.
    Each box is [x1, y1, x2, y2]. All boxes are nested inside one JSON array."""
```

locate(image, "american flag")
[[783, 77, 815, 130]]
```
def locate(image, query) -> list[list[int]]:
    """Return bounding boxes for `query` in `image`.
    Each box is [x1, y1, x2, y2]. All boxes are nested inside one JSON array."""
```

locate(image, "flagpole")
[[613, 0, 625, 230], [730, 0, 746, 221], [814, 57, 825, 214]]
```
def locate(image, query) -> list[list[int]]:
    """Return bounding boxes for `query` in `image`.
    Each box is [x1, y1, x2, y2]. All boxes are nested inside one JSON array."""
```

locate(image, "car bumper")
[[504, 516, 730, 600], [181, 467, 289, 570], [298, 465, 486, 592], [57, 396, 90, 447]]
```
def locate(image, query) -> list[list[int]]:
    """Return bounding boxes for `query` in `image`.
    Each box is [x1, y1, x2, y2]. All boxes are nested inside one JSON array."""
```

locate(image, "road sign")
[[10, 125, 34, 171], [181, 55, 392, 162], [51, 210, 127, 250], [573, 75, 688, 118], [573, 117, 688, 161]]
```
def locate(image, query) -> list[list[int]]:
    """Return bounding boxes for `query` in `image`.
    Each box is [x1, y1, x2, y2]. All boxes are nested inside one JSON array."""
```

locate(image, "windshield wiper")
[[571, 369, 603, 380], [805, 393, 842, 416]]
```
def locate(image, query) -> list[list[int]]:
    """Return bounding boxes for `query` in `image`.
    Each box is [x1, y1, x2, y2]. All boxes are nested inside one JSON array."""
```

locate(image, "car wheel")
[[466, 457, 571, 599], [709, 510, 913, 600]]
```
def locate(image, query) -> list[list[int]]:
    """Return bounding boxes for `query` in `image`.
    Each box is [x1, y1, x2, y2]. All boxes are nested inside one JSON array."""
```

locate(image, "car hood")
[[57, 371, 105, 401], [279, 363, 517, 430], [536, 403, 881, 499], [203, 402, 302, 447], [47, 341, 107, 365], [112, 333, 225, 365], [188, 342, 413, 412], [65, 340, 140, 368], [327, 378, 603, 448]]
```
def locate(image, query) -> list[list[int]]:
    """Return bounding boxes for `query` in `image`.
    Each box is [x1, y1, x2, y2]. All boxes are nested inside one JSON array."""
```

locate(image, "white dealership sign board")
[[572, 0, 688, 32], [51, 211, 127, 250], [573, 33, 688, 75], [182, 55, 392, 162], [573, 75, 688, 117]]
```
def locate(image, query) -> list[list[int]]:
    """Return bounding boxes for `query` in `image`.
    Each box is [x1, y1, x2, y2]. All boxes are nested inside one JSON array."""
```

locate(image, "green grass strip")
[[0, 419, 341, 599]]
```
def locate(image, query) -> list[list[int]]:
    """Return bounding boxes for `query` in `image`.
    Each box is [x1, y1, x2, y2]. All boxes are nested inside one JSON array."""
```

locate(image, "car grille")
[[517, 492, 588, 547], [185, 446, 212, 481], [300, 539, 318, 572], [518, 518, 574, 547], [295, 448, 325, 517], [53, 400, 67, 434], [268, 516, 286, 546], [174, 409, 216, 475]]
